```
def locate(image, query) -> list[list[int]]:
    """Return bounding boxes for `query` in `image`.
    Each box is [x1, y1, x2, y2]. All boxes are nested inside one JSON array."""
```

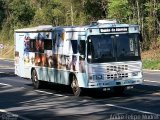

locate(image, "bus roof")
[[89, 23, 139, 29], [54, 26, 87, 32], [15, 25, 54, 32], [14, 20, 139, 33]]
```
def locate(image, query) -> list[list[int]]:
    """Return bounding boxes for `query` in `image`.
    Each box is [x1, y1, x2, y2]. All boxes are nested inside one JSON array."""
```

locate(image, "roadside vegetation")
[[0, 45, 14, 60], [142, 49, 160, 70], [0, 0, 160, 69]]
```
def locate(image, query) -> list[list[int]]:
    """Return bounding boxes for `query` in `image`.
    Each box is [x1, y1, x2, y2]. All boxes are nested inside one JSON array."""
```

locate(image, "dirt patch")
[[141, 49, 160, 61]]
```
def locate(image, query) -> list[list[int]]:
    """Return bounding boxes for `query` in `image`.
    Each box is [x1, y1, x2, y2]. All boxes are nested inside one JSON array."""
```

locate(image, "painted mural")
[[23, 33, 29, 64], [17, 31, 86, 72]]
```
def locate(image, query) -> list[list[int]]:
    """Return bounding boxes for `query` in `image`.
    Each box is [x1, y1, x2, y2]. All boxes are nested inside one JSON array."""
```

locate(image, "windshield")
[[87, 34, 141, 63]]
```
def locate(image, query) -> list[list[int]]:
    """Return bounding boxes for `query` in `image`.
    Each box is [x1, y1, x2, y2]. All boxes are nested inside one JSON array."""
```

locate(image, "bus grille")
[[91, 63, 141, 80], [106, 65, 128, 72], [105, 65, 128, 80], [104, 73, 128, 80]]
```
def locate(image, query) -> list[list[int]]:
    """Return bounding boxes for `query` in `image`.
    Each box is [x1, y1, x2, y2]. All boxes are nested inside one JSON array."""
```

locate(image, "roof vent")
[[97, 19, 117, 24]]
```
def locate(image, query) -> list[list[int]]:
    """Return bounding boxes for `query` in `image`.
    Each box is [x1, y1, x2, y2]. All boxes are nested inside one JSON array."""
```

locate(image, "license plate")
[[116, 82, 121, 85]]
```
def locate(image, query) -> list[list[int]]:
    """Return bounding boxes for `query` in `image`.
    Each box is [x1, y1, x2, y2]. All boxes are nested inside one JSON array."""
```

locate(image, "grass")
[[142, 59, 160, 70]]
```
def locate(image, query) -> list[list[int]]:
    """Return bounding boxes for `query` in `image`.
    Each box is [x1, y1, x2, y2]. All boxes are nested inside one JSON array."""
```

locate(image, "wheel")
[[113, 86, 125, 95], [71, 75, 82, 96], [31, 69, 42, 89]]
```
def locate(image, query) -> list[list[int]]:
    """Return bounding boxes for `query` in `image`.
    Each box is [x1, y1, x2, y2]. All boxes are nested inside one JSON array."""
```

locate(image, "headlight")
[[94, 75, 103, 80], [132, 72, 138, 76], [89, 75, 93, 80]]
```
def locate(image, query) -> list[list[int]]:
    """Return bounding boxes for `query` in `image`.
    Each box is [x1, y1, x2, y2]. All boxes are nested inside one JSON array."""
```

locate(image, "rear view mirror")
[[88, 55, 92, 59]]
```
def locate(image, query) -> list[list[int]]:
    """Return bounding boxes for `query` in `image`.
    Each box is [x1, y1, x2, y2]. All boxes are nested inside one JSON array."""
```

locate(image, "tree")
[[108, 0, 131, 23], [144, 0, 160, 49], [0, 0, 5, 29], [8, 0, 35, 27], [32, 0, 65, 26], [84, 0, 108, 21]]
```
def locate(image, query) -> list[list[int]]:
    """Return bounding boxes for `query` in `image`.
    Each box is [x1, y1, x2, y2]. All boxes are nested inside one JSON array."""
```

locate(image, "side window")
[[29, 39, 36, 52], [29, 39, 45, 53], [52, 32, 57, 53], [71, 40, 78, 54], [79, 40, 86, 55], [87, 38, 93, 62], [87, 38, 93, 56], [44, 40, 52, 50], [36, 38, 44, 53], [29, 34, 53, 52]]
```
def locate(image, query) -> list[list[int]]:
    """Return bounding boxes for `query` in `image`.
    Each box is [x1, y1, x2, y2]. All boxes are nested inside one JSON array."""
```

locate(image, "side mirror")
[[139, 33, 143, 42], [87, 55, 92, 63], [88, 55, 92, 59]]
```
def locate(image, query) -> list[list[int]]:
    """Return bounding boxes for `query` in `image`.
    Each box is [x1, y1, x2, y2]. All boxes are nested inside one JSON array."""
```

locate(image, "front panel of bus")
[[85, 27, 143, 88]]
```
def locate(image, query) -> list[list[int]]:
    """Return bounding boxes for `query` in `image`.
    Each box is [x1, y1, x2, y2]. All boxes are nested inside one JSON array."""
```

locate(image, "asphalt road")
[[0, 59, 160, 120]]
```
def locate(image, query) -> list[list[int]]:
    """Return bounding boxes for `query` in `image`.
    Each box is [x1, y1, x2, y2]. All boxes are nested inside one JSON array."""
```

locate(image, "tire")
[[113, 86, 125, 95], [70, 75, 82, 96], [31, 69, 42, 89]]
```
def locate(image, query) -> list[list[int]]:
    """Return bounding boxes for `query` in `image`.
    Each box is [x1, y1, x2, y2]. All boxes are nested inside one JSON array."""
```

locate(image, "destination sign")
[[99, 27, 128, 33]]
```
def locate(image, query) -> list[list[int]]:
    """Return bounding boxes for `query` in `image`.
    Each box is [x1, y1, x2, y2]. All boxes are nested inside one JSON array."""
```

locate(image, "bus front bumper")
[[87, 78, 143, 88]]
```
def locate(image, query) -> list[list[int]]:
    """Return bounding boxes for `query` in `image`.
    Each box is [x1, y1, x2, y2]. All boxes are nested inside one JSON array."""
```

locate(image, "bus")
[[14, 20, 143, 96]]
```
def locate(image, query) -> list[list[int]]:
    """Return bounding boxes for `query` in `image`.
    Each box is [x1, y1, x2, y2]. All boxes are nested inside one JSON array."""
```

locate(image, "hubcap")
[[71, 76, 78, 93], [34, 75, 37, 82]]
